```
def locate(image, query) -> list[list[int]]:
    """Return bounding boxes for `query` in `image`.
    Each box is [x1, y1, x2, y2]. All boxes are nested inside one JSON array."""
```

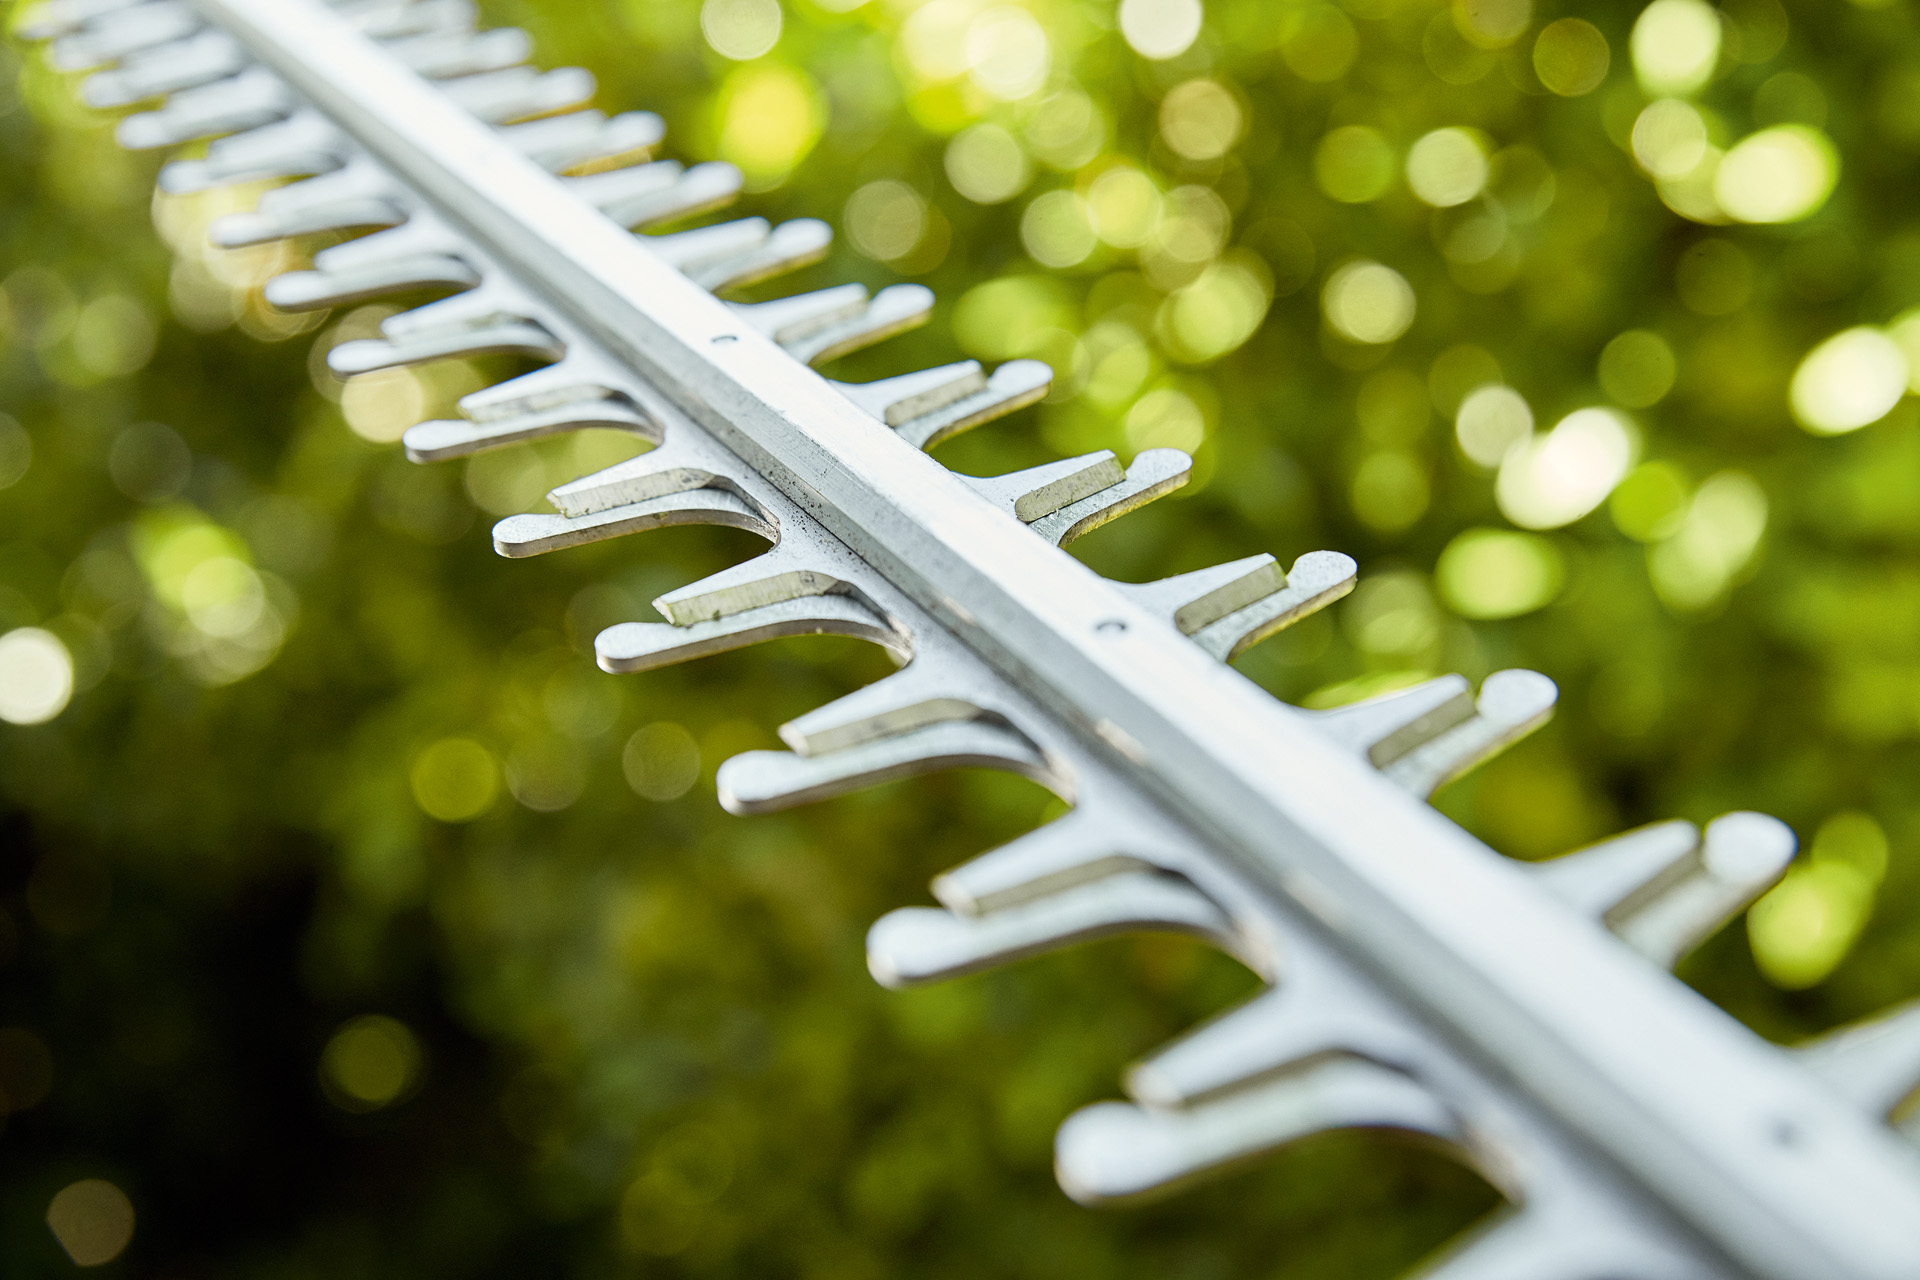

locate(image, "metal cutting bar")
[[185, 2, 1920, 1275]]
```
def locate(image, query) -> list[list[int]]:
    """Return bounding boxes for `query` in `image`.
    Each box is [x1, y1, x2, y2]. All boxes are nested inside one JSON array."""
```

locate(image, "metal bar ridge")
[[188, 1, 1920, 1275]]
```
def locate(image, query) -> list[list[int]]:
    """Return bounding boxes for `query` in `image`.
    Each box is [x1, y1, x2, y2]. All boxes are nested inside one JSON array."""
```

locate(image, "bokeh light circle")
[[1118, 0, 1202, 60], [1496, 408, 1638, 529], [1714, 126, 1838, 224], [1406, 128, 1488, 207], [0, 627, 74, 726], [1630, 0, 1720, 96], [1322, 261, 1416, 345], [1789, 328, 1908, 435]]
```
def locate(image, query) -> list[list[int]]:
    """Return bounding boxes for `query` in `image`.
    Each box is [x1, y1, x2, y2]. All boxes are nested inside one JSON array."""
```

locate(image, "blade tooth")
[[1799, 1000, 1920, 1124], [1127, 975, 1419, 1108], [1118, 553, 1282, 633], [406, 399, 655, 463], [652, 542, 847, 626], [1054, 1058, 1457, 1206], [568, 159, 684, 219], [1312, 675, 1474, 762], [896, 359, 1051, 451], [721, 719, 1054, 815], [265, 254, 482, 312], [270, 217, 477, 312], [768, 278, 940, 360], [326, 319, 563, 376], [353, 0, 477, 41], [732, 283, 870, 348], [49, 1, 199, 71], [159, 111, 347, 194], [1381, 669, 1557, 796], [501, 109, 664, 172], [385, 25, 531, 79], [1027, 446, 1188, 545], [1541, 813, 1793, 969], [778, 663, 986, 757], [306, 216, 464, 272], [595, 593, 906, 675], [1533, 820, 1702, 918], [576, 160, 743, 230], [834, 359, 1052, 451], [378, 277, 540, 340], [932, 807, 1175, 916], [212, 196, 404, 247], [440, 65, 597, 127], [1190, 551, 1358, 660], [82, 29, 245, 108], [17, 0, 146, 42], [457, 350, 638, 422], [866, 870, 1231, 989], [834, 359, 984, 427], [545, 435, 732, 517], [493, 487, 774, 559], [114, 66, 294, 151], [209, 162, 405, 247], [967, 451, 1127, 523], [646, 218, 770, 272], [684, 218, 833, 293]]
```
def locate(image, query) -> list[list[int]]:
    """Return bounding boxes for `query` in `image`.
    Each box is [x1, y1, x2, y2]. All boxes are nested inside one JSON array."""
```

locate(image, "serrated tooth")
[[1132, 556, 1286, 633], [493, 487, 774, 558], [967, 451, 1127, 522], [327, 318, 563, 375], [115, 66, 293, 150], [1533, 820, 1701, 917], [1313, 675, 1474, 761], [209, 162, 405, 247], [1538, 813, 1793, 968], [835, 360, 982, 425], [931, 807, 1174, 916], [685, 218, 833, 293], [545, 435, 732, 517], [374, 276, 538, 340], [1055, 1057, 1456, 1205], [1127, 971, 1417, 1108], [573, 160, 742, 230], [595, 593, 906, 675], [406, 399, 655, 464], [651, 543, 845, 626], [264, 253, 481, 311], [645, 217, 769, 272], [733, 283, 934, 367], [385, 25, 531, 78], [456, 350, 635, 421], [867, 870, 1230, 988], [353, 0, 477, 41], [1027, 446, 1190, 545], [17, 0, 145, 42], [264, 216, 476, 309], [721, 719, 1055, 814], [82, 29, 245, 108], [50, 1, 199, 72], [159, 111, 347, 193], [1313, 670, 1557, 798], [834, 359, 1051, 451], [440, 65, 597, 126], [777, 662, 986, 757], [500, 109, 664, 172], [1799, 1001, 1920, 1125], [1118, 550, 1358, 660]]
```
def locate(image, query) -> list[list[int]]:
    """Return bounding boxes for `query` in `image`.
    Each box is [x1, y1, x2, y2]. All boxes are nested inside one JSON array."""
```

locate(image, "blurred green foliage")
[[2, 0, 1920, 1275]]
